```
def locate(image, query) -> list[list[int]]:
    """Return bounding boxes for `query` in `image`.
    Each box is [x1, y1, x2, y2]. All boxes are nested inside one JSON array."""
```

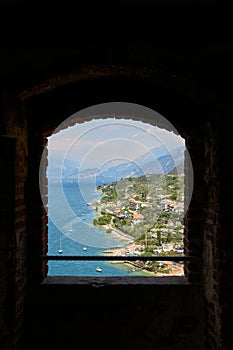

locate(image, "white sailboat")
[[83, 246, 87, 251], [58, 236, 63, 254]]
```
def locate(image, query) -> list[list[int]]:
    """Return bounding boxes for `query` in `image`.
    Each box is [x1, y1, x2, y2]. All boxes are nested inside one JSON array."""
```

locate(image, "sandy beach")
[[106, 225, 134, 242], [101, 224, 143, 255]]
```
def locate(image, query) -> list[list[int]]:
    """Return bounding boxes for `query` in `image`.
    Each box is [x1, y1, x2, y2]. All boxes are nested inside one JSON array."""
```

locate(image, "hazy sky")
[[48, 118, 184, 170]]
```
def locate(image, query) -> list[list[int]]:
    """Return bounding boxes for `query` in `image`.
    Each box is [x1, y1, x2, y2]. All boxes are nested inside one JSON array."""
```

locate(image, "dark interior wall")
[[1, 68, 208, 350], [16, 68, 214, 350], [1, 1, 233, 349], [23, 279, 202, 350], [215, 111, 233, 350], [0, 97, 28, 350]]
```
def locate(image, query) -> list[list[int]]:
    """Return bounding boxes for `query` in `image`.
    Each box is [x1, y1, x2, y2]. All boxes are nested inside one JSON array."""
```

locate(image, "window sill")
[[42, 275, 190, 286]]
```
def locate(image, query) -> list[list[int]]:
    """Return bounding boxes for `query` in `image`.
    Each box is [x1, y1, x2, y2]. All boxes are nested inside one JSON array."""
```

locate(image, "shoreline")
[[93, 221, 184, 277], [89, 199, 183, 277], [100, 224, 144, 256], [100, 226, 184, 277], [102, 224, 134, 243], [109, 261, 183, 277]]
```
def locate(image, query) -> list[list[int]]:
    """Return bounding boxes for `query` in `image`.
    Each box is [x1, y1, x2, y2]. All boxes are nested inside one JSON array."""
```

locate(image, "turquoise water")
[[48, 181, 147, 276]]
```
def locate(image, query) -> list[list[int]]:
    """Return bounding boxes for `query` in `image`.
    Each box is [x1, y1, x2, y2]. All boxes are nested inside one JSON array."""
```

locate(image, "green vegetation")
[[93, 213, 112, 226], [93, 174, 185, 258]]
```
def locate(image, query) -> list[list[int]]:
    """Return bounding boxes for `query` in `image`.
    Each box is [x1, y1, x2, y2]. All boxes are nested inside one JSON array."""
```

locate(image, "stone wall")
[[0, 68, 232, 350], [20, 72, 206, 350], [202, 121, 222, 349], [0, 95, 28, 350], [217, 112, 233, 350]]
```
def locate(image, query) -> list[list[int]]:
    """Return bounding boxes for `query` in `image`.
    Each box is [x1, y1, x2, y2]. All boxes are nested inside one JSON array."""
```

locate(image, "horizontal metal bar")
[[41, 255, 192, 262]]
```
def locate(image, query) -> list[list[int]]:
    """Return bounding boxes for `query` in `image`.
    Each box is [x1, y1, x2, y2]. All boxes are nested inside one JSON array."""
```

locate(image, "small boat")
[[58, 236, 63, 254], [83, 246, 87, 251], [96, 267, 102, 272]]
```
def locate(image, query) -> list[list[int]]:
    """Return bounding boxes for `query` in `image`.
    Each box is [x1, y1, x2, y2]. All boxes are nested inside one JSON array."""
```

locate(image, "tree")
[[166, 231, 172, 243], [157, 231, 162, 246]]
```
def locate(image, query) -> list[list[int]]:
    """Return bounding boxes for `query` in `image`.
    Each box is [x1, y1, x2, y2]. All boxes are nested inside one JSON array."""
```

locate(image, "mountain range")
[[47, 144, 185, 181]]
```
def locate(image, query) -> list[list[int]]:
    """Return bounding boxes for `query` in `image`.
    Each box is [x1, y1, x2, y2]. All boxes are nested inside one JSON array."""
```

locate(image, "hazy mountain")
[[100, 144, 185, 180], [48, 144, 185, 180], [47, 156, 79, 179]]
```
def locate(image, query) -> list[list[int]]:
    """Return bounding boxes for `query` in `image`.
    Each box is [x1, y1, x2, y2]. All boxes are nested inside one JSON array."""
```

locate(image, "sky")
[[48, 118, 184, 171]]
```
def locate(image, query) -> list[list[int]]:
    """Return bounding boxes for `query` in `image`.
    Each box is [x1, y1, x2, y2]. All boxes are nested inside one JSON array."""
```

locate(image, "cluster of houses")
[[113, 198, 149, 225], [98, 187, 185, 274], [112, 196, 184, 225], [96, 180, 185, 252]]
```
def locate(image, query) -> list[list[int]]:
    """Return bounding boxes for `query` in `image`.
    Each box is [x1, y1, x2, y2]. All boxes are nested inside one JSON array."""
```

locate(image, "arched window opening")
[[39, 102, 193, 277]]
